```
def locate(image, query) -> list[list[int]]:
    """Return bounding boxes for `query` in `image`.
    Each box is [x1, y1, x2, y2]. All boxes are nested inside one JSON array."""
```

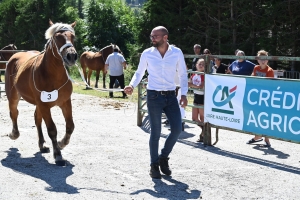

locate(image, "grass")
[[71, 77, 140, 101]]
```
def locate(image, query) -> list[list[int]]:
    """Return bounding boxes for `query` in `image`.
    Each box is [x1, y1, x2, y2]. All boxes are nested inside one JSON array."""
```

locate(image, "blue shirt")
[[229, 60, 255, 75], [129, 45, 188, 95]]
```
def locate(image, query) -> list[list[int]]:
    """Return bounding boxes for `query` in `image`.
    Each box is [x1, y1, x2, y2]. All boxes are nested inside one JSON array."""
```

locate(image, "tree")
[[83, 0, 136, 58]]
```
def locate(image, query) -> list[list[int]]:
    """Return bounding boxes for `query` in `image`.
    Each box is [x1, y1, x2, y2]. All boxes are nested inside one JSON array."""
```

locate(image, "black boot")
[[150, 164, 161, 179], [159, 157, 172, 176]]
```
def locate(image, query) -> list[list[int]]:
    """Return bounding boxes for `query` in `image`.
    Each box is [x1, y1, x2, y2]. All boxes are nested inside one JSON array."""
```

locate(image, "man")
[[124, 26, 188, 179], [192, 44, 201, 71], [105, 47, 127, 98]]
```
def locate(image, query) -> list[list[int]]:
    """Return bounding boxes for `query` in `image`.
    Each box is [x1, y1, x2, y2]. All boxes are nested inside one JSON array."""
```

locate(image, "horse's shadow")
[[130, 176, 201, 199], [1, 148, 79, 194]]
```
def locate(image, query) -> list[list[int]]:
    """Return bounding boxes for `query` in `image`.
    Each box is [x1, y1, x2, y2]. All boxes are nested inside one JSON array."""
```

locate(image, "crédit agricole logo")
[[212, 85, 237, 114]]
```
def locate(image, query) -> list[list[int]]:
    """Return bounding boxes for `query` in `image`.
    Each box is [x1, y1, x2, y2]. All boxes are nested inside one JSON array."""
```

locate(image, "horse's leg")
[[103, 70, 107, 89], [81, 60, 89, 89], [8, 96, 21, 140], [95, 70, 100, 88], [87, 70, 92, 88], [57, 99, 74, 150], [34, 107, 50, 153], [40, 106, 65, 166]]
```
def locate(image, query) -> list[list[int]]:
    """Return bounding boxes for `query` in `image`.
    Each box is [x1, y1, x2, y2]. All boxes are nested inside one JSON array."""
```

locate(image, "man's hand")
[[179, 95, 188, 108], [124, 85, 134, 95]]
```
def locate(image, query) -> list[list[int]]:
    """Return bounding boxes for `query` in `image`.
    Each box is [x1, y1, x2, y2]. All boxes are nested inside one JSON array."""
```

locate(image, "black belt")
[[148, 90, 175, 95]]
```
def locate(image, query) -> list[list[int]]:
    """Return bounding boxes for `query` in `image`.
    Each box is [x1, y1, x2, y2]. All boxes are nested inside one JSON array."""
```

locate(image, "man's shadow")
[[252, 144, 290, 159], [1, 148, 79, 194], [130, 176, 201, 199]]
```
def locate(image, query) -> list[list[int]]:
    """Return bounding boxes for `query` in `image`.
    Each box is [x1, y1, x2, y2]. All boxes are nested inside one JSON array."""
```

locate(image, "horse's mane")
[[99, 44, 119, 52], [45, 23, 75, 39], [1, 44, 17, 50]]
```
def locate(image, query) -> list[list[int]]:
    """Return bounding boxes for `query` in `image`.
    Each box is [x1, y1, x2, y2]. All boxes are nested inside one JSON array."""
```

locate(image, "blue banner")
[[204, 75, 300, 143], [244, 78, 300, 142]]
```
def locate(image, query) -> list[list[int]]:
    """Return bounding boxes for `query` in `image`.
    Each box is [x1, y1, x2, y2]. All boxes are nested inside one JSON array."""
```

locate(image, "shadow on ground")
[[140, 116, 300, 176], [130, 176, 201, 199]]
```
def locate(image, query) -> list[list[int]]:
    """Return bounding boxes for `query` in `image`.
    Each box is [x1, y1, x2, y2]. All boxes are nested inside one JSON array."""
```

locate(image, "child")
[[188, 58, 205, 142], [246, 50, 274, 147]]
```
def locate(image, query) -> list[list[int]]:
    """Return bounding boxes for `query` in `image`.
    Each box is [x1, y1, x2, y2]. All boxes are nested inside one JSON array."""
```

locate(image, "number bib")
[[40, 90, 58, 102]]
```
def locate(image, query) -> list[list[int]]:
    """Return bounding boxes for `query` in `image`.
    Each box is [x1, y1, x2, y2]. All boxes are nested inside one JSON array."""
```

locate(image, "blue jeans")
[[147, 90, 182, 165]]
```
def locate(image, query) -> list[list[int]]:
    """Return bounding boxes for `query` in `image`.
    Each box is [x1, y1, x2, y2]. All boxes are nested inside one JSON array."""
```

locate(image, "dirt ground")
[[0, 93, 300, 200]]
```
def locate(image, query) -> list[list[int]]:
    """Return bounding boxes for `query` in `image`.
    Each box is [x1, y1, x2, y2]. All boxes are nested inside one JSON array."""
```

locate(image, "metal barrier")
[[136, 54, 300, 146], [0, 69, 6, 97], [0, 50, 27, 97]]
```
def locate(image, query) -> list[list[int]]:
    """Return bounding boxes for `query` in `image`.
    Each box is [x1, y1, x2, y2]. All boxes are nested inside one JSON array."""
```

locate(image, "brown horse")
[[80, 44, 122, 88], [0, 44, 17, 82], [5, 20, 77, 166]]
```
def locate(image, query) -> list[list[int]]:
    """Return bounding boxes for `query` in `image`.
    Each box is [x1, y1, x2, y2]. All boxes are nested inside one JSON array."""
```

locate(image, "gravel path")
[[0, 93, 300, 200]]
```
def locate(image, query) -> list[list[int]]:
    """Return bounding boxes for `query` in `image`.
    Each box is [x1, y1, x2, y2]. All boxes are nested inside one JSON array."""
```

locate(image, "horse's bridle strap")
[[59, 42, 73, 53]]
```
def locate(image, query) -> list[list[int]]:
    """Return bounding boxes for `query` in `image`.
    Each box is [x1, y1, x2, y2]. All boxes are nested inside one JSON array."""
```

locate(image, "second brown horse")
[[80, 44, 121, 88]]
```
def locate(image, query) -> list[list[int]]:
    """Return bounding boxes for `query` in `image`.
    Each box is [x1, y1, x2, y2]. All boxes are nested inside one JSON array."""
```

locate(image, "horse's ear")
[[71, 22, 76, 28], [49, 19, 53, 26]]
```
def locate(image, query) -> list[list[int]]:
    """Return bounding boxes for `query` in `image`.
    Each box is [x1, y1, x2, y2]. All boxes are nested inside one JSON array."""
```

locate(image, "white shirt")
[[105, 52, 126, 76], [191, 74, 204, 95], [129, 45, 188, 95]]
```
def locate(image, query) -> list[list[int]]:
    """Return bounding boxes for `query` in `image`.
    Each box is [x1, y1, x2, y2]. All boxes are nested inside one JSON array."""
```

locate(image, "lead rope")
[[71, 62, 136, 116]]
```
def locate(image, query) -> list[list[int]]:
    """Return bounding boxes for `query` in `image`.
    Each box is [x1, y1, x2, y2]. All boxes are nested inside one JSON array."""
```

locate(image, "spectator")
[[188, 58, 205, 142], [246, 50, 274, 147], [228, 49, 240, 66], [213, 58, 228, 74], [105, 46, 127, 98], [203, 48, 215, 73], [191, 44, 201, 72], [124, 26, 188, 179], [227, 50, 255, 75]]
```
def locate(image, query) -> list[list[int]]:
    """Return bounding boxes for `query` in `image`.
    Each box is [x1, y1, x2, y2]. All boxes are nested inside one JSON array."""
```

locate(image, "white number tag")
[[40, 90, 58, 102]]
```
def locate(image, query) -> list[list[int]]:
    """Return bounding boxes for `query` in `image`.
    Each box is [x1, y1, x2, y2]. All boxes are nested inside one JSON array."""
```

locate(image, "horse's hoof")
[[86, 86, 92, 90], [55, 156, 66, 166], [57, 141, 64, 150], [95, 86, 98, 88], [8, 132, 20, 140], [40, 147, 50, 153]]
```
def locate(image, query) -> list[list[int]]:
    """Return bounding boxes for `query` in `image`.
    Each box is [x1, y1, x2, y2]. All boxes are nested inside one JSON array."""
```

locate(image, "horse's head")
[[45, 20, 78, 67], [0, 44, 17, 61]]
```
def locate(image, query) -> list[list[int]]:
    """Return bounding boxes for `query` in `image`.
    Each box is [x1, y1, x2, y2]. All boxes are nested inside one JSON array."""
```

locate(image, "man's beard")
[[152, 40, 163, 47]]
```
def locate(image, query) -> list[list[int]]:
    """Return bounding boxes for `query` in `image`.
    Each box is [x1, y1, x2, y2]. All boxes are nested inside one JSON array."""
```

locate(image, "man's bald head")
[[152, 26, 169, 36]]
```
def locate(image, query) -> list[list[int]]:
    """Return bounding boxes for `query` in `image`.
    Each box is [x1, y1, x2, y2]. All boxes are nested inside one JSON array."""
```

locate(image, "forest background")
[[0, 0, 300, 75]]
